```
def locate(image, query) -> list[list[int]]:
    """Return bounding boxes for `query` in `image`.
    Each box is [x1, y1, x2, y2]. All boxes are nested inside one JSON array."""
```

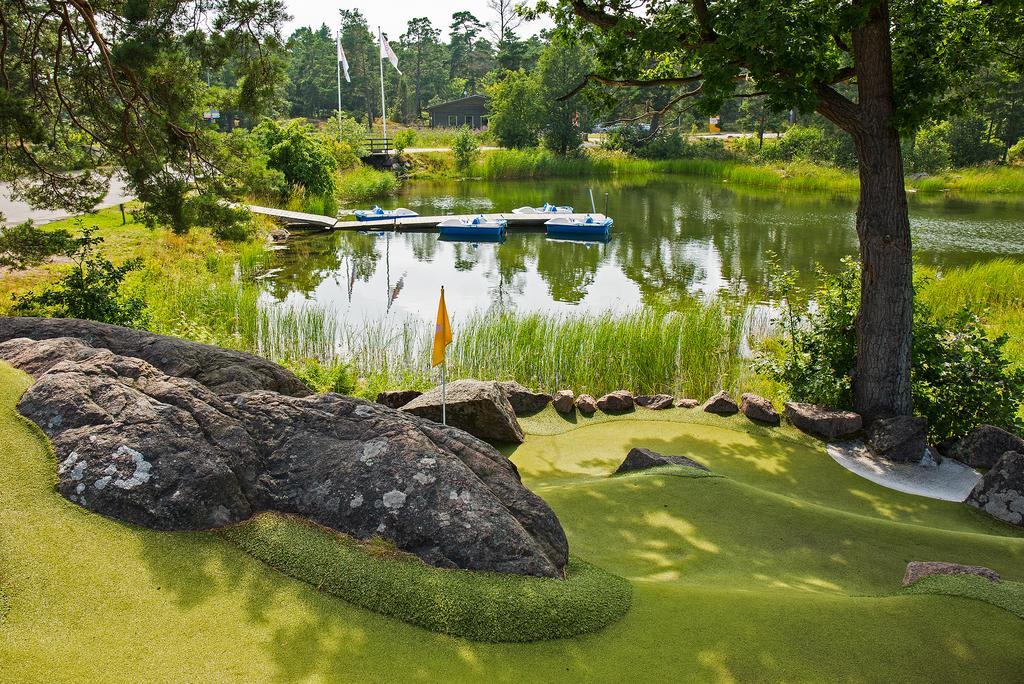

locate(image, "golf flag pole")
[[432, 286, 453, 425], [377, 26, 388, 143], [336, 29, 344, 134]]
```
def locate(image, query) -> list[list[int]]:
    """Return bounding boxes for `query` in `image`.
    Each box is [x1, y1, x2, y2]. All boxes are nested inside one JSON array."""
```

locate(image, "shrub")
[[486, 70, 543, 149], [762, 125, 856, 168], [1008, 138, 1024, 166], [285, 357, 356, 394], [948, 115, 1003, 167], [12, 225, 149, 328], [252, 119, 337, 196], [905, 122, 952, 174], [757, 257, 1024, 443], [452, 126, 480, 174], [391, 129, 416, 157], [0, 222, 73, 269]]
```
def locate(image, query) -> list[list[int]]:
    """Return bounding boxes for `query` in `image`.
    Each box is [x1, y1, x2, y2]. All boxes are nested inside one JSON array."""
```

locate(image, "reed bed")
[[335, 166, 401, 202]]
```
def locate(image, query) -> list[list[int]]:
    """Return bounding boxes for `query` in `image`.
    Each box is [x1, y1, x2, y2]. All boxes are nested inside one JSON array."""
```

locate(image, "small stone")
[[576, 394, 598, 415], [552, 390, 575, 414], [596, 390, 635, 413], [635, 394, 675, 410], [740, 393, 780, 426], [614, 447, 709, 475], [375, 390, 422, 409], [783, 402, 862, 440], [866, 416, 928, 463], [702, 391, 739, 415], [902, 561, 1000, 587], [675, 398, 699, 409]]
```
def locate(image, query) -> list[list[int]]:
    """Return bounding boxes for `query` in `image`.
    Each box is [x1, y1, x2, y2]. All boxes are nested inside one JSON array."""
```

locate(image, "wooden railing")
[[364, 137, 391, 154]]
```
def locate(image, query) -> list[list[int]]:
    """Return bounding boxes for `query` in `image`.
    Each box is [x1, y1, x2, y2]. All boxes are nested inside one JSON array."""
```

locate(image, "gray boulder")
[[703, 391, 739, 415], [614, 448, 709, 475], [949, 425, 1024, 469], [552, 390, 575, 414], [866, 416, 928, 463], [375, 390, 422, 409], [966, 451, 1024, 527], [902, 561, 1000, 587], [576, 394, 598, 415], [0, 316, 311, 396], [676, 398, 699, 409], [635, 394, 675, 410], [740, 393, 780, 426], [402, 379, 524, 444], [11, 342, 567, 577], [783, 402, 862, 440], [596, 390, 635, 413], [498, 381, 552, 416]]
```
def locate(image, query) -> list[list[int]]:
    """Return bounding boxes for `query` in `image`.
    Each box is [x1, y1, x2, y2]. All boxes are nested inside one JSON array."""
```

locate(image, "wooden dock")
[[247, 204, 611, 232]]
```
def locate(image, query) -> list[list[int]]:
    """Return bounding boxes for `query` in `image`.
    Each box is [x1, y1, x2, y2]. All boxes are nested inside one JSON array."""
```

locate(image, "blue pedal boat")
[[353, 206, 418, 221], [438, 215, 508, 240], [512, 202, 574, 214], [544, 214, 613, 238]]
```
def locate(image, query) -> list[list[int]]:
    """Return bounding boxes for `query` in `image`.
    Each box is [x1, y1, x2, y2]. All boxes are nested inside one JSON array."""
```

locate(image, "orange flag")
[[431, 286, 452, 367]]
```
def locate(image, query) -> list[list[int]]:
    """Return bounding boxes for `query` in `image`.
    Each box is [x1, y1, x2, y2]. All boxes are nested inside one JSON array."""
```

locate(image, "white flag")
[[380, 34, 401, 75], [337, 31, 350, 83]]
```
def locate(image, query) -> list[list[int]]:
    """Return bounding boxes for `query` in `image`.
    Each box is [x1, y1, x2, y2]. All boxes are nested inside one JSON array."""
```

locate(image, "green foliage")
[[0, 222, 73, 269], [905, 122, 952, 174], [948, 115, 1003, 167], [222, 512, 632, 642], [391, 129, 416, 156], [537, 38, 594, 155], [252, 119, 337, 196], [451, 127, 480, 173], [1009, 139, 1024, 165], [760, 126, 856, 169], [758, 257, 1024, 442], [335, 167, 400, 202], [486, 70, 543, 149], [12, 225, 148, 328], [283, 358, 356, 394], [188, 193, 257, 242]]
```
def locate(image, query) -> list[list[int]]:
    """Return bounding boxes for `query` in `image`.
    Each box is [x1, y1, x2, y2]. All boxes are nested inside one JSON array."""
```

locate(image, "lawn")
[[1, 361, 1023, 682]]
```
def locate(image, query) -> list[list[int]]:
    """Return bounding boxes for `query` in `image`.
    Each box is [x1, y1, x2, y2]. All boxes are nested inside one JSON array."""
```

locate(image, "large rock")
[[866, 416, 928, 463], [613, 447, 709, 475], [596, 390, 635, 413], [498, 381, 552, 416], [949, 425, 1024, 469], [902, 561, 1000, 587], [0, 316, 310, 396], [740, 393, 780, 426], [703, 391, 738, 415], [375, 390, 422, 409], [402, 379, 524, 444], [552, 390, 575, 414], [966, 451, 1024, 527], [783, 402, 862, 440], [9, 340, 567, 576], [576, 394, 598, 415], [635, 394, 674, 410]]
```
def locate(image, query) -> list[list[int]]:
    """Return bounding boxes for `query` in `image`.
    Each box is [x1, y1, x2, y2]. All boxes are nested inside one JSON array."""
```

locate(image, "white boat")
[[512, 202, 574, 214], [437, 215, 508, 239], [544, 214, 613, 237], [354, 206, 419, 221]]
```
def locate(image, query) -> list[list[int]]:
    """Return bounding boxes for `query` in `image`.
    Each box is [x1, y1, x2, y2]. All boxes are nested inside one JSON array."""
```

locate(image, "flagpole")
[[378, 26, 388, 147], [336, 29, 343, 135], [441, 360, 447, 426]]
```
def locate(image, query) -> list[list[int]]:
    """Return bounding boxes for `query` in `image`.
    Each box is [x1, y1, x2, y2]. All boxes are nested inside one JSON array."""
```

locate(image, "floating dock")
[[247, 204, 610, 232]]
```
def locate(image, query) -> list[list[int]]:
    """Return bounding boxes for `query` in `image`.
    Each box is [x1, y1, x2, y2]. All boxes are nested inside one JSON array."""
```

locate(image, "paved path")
[[0, 176, 132, 226]]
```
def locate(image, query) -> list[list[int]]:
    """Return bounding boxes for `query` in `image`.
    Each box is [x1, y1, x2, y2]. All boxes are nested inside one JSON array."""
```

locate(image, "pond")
[[264, 176, 1024, 323]]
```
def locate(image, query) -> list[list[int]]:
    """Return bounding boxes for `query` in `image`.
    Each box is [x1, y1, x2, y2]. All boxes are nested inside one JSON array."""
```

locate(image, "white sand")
[[827, 441, 982, 502]]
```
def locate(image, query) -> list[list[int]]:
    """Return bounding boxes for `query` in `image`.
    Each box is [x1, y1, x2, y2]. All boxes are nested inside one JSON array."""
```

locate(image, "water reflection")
[[266, 177, 1024, 321]]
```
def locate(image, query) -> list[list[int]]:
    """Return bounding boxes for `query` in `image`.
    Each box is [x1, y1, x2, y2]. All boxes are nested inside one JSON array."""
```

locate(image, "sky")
[[283, 1, 551, 42]]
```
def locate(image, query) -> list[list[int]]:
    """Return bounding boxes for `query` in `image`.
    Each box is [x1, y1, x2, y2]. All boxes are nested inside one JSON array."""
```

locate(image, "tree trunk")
[[848, 0, 914, 422]]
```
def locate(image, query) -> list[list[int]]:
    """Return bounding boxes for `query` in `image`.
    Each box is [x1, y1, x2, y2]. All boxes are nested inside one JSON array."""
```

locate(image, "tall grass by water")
[[336, 166, 401, 203]]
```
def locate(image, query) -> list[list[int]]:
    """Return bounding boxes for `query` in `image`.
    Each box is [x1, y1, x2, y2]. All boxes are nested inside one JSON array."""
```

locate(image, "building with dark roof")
[[425, 94, 490, 129]]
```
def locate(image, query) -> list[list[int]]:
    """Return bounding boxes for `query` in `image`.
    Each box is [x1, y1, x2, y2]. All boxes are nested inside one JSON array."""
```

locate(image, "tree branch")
[[558, 72, 705, 101]]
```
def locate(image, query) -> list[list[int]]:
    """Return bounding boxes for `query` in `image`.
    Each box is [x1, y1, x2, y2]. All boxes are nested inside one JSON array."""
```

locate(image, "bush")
[[452, 126, 480, 174], [285, 357, 356, 394], [1008, 138, 1024, 166], [948, 116, 1003, 167], [11, 225, 149, 328], [486, 70, 543, 149], [905, 122, 952, 174], [252, 119, 337, 196], [762, 125, 856, 168], [391, 129, 416, 157], [0, 222, 73, 269], [757, 257, 1024, 443]]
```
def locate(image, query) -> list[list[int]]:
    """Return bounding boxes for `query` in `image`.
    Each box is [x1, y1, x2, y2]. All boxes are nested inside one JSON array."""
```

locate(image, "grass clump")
[[911, 166, 1024, 194], [221, 512, 632, 642], [903, 575, 1024, 620], [336, 166, 400, 203]]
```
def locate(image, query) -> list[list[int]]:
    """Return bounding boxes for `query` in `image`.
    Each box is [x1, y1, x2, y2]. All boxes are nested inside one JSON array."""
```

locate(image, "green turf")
[[2, 362, 1024, 681], [223, 513, 631, 642], [903, 575, 1024, 620]]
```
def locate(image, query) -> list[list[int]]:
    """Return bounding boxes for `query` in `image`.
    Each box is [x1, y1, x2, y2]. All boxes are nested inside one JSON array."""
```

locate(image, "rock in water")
[[552, 390, 575, 414], [740, 393, 780, 426], [702, 391, 739, 415], [498, 381, 552, 416], [635, 394, 674, 410], [902, 561, 1000, 587], [402, 379, 524, 444], [966, 451, 1024, 527], [783, 402, 862, 439], [948, 425, 1024, 469], [866, 416, 928, 463], [575, 394, 598, 415], [376, 390, 422, 409], [11, 343, 567, 576], [0, 316, 310, 396], [614, 447, 709, 474], [596, 390, 635, 413]]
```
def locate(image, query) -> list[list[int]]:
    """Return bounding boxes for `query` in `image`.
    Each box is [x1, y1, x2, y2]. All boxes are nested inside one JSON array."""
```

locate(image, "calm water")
[[265, 176, 1024, 322]]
